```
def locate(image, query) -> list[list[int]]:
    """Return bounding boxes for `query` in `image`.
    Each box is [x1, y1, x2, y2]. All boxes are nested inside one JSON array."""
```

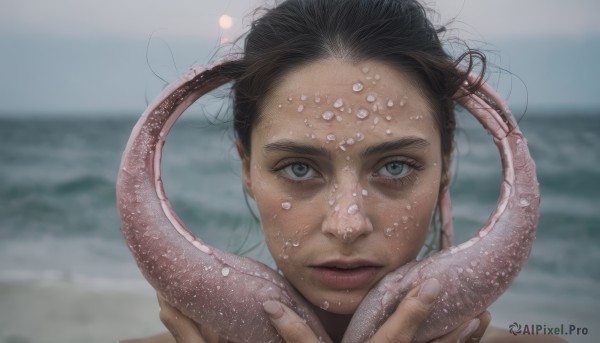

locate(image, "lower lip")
[[310, 266, 381, 289]]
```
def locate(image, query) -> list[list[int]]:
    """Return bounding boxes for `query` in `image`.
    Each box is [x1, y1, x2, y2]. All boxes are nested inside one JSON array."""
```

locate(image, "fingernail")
[[418, 278, 441, 304], [458, 318, 480, 343], [263, 300, 284, 320]]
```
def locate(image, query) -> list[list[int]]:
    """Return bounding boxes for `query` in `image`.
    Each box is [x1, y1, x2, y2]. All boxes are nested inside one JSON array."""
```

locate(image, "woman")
[[127, 0, 564, 342]]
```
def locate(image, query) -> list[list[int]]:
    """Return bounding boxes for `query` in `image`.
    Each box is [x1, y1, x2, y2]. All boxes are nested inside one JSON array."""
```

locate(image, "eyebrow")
[[360, 137, 430, 159], [264, 140, 331, 158], [264, 137, 429, 159]]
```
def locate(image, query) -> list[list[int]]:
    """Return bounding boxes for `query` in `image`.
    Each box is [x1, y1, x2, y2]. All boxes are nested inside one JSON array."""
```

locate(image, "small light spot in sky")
[[219, 15, 233, 30]]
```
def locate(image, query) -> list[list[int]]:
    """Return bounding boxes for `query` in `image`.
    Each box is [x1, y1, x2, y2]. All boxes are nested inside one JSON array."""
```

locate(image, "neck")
[[312, 305, 353, 343]]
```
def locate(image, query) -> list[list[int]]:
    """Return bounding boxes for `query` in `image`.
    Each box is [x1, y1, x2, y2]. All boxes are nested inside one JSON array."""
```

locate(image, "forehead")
[[257, 58, 438, 144]]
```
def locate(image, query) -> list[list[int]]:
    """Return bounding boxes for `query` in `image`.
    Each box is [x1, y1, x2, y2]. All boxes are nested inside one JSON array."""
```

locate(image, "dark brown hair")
[[219, 0, 485, 189]]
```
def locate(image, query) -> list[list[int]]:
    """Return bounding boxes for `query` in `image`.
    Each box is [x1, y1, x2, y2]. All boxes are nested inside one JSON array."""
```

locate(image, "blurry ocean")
[[0, 110, 598, 342]]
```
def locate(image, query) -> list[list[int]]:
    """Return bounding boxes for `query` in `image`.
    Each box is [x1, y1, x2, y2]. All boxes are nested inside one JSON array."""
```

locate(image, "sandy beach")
[[0, 280, 164, 343], [1, 273, 596, 343]]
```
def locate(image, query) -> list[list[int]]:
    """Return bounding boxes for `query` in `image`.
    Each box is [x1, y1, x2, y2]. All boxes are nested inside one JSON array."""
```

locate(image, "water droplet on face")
[[333, 98, 344, 108], [278, 104, 282, 109], [292, 241, 300, 247], [362, 66, 370, 74], [347, 204, 359, 214], [322, 111, 334, 121], [328, 198, 335, 206], [400, 97, 407, 107], [297, 104, 304, 112], [406, 204, 412, 210], [362, 189, 368, 196], [356, 108, 369, 119], [288, 97, 293, 102], [326, 134, 336, 142], [374, 117, 380, 125], [366, 95, 376, 103], [300, 95, 307, 101], [387, 100, 394, 108], [401, 215, 408, 223], [221, 267, 230, 277], [281, 202, 292, 210], [320, 301, 330, 310], [352, 82, 364, 92], [346, 138, 355, 145], [385, 129, 392, 135], [356, 132, 364, 141], [384, 227, 394, 238], [519, 198, 530, 207], [336, 115, 343, 122], [385, 115, 392, 121]]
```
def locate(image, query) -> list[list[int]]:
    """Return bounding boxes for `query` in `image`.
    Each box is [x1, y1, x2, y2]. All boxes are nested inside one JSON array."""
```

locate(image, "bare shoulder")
[[118, 332, 175, 343], [483, 326, 568, 343]]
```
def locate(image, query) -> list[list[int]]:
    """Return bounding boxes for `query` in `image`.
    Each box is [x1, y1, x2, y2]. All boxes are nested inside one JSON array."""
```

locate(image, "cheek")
[[254, 187, 316, 265], [371, 183, 439, 254]]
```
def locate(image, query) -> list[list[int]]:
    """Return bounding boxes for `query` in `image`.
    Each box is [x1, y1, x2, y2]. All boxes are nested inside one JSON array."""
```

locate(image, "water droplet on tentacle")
[[281, 202, 292, 210], [320, 301, 330, 310], [356, 108, 369, 119], [221, 267, 230, 277], [366, 95, 376, 103], [333, 98, 344, 109], [297, 105, 304, 112], [519, 198, 530, 207], [352, 82, 364, 92], [322, 111, 334, 121]]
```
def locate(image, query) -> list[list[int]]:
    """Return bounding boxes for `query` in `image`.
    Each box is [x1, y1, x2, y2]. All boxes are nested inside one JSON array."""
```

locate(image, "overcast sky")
[[1, 0, 599, 116]]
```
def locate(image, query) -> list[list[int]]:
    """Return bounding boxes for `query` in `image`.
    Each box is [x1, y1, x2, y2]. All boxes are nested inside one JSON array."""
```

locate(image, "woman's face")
[[240, 59, 443, 314]]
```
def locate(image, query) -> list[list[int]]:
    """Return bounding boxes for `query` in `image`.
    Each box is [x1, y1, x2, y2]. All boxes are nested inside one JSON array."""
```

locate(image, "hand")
[[157, 293, 225, 343], [263, 278, 491, 343]]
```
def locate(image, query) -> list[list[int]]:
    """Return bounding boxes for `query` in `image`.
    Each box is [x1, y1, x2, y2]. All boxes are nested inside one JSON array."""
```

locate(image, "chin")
[[311, 290, 365, 315], [326, 303, 359, 315]]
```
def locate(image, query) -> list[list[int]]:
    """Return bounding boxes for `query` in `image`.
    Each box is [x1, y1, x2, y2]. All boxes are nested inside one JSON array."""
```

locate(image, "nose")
[[321, 185, 373, 244]]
